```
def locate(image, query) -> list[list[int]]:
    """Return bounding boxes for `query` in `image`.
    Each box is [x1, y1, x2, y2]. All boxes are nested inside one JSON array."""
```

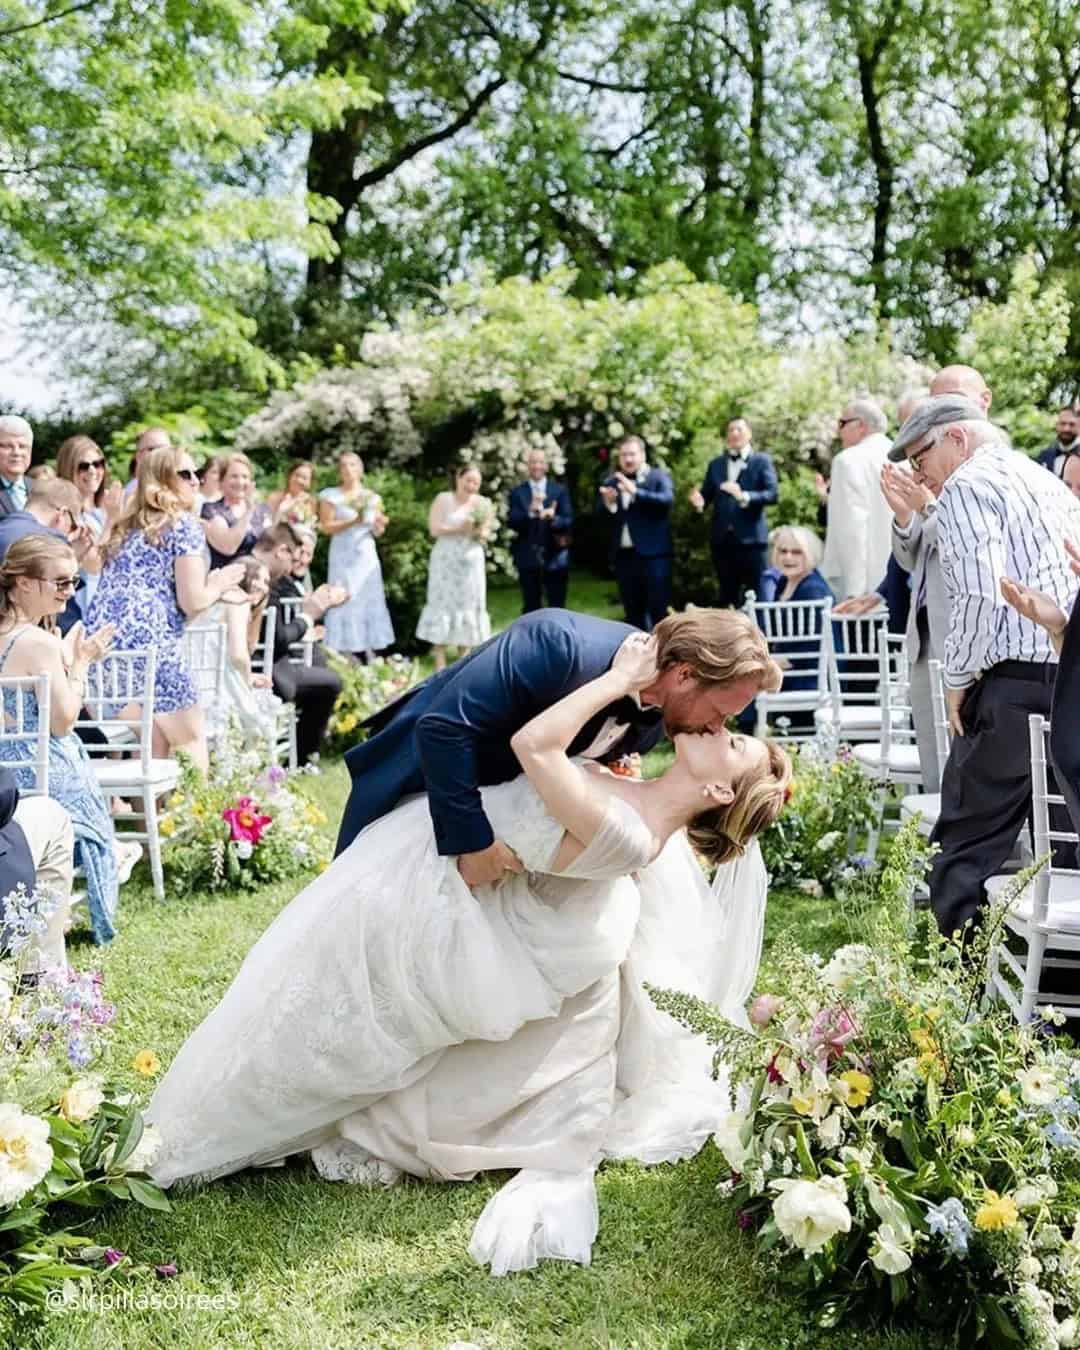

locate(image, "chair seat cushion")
[[900, 792, 940, 833], [91, 760, 180, 790], [852, 743, 922, 775], [986, 872, 1080, 934], [815, 706, 904, 730], [761, 690, 826, 711]]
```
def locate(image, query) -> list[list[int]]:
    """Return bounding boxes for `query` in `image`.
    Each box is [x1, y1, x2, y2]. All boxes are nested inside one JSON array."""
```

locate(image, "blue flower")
[[926, 1197, 973, 1257], [1044, 1121, 1080, 1149]]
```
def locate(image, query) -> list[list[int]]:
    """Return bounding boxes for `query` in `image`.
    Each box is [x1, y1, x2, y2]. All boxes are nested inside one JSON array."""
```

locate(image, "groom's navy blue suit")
[[335, 609, 666, 857]]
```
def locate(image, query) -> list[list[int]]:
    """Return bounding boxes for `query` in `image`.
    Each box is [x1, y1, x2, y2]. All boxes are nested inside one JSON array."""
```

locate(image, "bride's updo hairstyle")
[[652, 607, 783, 694], [688, 737, 792, 866]]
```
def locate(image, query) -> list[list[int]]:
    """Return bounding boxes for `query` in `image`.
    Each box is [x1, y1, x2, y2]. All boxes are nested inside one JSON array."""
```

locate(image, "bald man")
[[930, 365, 992, 412]]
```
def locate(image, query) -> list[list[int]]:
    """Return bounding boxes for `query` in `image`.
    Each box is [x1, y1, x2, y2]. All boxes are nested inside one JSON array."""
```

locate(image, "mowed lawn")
[[25, 579, 946, 1349]]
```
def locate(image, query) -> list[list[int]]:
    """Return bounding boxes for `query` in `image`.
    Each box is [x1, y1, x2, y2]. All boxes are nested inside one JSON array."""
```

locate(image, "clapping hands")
[[880, 462, 933, 525], [67, 620, 116, 667]]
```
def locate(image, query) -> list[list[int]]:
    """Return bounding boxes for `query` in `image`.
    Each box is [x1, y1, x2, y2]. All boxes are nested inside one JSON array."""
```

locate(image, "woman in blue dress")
[[88, 447, 244, 771], [318, 452, 395, 660], [0, 535, 119, 943], [755, 526, 834, 733]]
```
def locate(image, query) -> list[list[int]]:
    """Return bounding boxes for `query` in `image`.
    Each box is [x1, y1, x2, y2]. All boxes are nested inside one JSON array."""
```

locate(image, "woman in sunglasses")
[[0, 535, 119, 944], [56, 435, 125, 621], [87, 448, 243, 771]]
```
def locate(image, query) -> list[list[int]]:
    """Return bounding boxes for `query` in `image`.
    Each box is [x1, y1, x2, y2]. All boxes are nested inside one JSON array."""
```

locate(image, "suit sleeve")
[[701, 460, 719, 507], [552, 485, 573, 531], [741, 455, 778, 508], [596, 478, 618, 515], [416, 621, 582, 856], [507, 488, 530, 537], [891, 512, 924, 573], [634, 470, 673, 514]]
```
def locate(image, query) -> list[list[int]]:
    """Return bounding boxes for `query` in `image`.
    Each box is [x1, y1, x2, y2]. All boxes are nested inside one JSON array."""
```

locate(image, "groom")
[[336, 606, 782, 886]]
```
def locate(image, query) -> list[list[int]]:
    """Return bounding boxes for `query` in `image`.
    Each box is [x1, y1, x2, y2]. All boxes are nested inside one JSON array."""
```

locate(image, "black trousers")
[[930, 662, 1056, 937], [272, 661, 343, 765], [519, 568, 569, 614], [614, 550, 672, 630], [712, 539, 768, 609]]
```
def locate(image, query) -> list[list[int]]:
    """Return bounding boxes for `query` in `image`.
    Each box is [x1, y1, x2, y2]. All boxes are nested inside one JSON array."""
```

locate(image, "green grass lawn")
[[22, 756, 948, 1350]]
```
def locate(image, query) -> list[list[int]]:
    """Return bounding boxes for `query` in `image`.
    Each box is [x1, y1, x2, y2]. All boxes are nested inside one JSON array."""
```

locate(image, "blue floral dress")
[[87, 515, 205, 714], [0, 626, 118, 944]]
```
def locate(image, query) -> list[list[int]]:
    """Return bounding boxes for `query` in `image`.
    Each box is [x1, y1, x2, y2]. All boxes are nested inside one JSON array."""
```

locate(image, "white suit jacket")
[[821, 431, 893, 598]]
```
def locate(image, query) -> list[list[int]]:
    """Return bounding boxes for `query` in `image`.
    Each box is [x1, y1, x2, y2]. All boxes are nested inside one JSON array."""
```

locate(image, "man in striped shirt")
[[890, 395, 1080, 938]]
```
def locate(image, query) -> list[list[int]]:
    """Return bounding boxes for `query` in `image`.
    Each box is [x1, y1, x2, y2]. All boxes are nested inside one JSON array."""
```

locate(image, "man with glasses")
[[889, 395, 1080, 940], [124, 426, 172, 496], [820, 400, 893, 600], [0, 479, 87, 559], [0, 416, 34, 517]]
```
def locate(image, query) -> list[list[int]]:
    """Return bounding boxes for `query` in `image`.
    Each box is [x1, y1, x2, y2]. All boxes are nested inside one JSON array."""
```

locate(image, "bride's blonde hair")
[[687, 738, 792, 866]]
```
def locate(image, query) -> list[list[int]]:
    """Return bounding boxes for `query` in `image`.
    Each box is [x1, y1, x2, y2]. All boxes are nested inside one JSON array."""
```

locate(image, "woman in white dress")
[[147, 635, 791, 1274], [318, 452, 395, 661], [416, 464, 492, 670], [192, 558, 282, 741]]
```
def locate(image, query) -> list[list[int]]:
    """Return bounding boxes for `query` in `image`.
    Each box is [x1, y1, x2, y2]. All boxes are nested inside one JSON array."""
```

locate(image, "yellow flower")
[[168, 792, 184, 808], [132, 1050, 161, 1077], [997, 1088, 1013, 1108], [791, 1091, 818, 1116], [916, 1052, 945, 1081], [303, 804, 326, 827], [975, 1191, 1019, 1232], [159, 816, 175, 838], [191, 803, 205, 820], [836, 1070, 873, 1108], [910, 1026, 935, 1054], [830, 763, 842, 775]]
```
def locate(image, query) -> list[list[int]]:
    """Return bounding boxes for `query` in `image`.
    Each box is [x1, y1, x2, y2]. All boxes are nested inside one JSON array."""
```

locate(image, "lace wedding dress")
[[147, 767, 767, 1274]]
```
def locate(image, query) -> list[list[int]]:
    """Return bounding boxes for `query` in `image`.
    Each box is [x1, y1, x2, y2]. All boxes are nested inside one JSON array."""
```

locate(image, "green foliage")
[[324, 652, 421, 756]]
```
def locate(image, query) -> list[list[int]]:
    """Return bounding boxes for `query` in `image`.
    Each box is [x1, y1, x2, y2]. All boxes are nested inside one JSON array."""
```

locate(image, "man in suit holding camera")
[[508, 448, 573, 613], [598, 435, 674, 630]]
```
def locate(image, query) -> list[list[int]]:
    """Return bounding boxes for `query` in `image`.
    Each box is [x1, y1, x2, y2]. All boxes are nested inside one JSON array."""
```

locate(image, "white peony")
[[1057, 1316, 1078, 1347], [1018, 1066, 1061, 1106], [714, 1111, 750, 1171], [817, 1112, 844, 1150], [869, 1223, 912, 1275], [771, 1176, 852, 1256], [0, 1102, 53, 1206], [815, 831, 842, 853], [103, 1122, 162, 1174], [822, 944, 872, 990], [58, 1079, 104, 1124]]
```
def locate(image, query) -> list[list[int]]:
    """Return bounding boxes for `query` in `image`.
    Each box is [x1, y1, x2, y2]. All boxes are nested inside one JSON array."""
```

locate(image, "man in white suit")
[[821, 399, 893, 599]]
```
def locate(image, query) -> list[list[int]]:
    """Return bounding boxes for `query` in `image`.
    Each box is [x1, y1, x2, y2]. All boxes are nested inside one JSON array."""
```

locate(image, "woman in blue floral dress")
[[0, 535, 119, 943], [87, 447, 244, 771]]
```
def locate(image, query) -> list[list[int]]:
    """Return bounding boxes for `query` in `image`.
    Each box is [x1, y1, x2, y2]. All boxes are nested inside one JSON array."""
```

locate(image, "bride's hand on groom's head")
[[612, 633, 659, 692]]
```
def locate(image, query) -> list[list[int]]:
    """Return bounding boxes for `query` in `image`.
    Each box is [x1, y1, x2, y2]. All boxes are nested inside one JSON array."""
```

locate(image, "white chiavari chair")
[[0, 673, 50, 797], [852, 635, 922, 856], [814, 609, 891, 746], [743, 596, 832, 741]]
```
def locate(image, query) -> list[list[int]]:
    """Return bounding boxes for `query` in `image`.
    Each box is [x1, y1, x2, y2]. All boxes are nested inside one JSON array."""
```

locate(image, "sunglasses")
[[177, 468, 198, 484], [77, 459, 105, 473], [837, 417, 860, 429], [38, 576, 79, 595]]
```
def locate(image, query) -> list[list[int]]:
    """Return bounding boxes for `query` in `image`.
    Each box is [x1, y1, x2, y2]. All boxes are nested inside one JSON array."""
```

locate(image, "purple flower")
[[103, 1248, 125, 1266], [736, 1209, 755, 1231], [154, 1262, 179, 1279]]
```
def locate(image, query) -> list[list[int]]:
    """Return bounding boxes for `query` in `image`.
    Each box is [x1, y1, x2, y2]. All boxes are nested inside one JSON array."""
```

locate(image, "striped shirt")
[[936, 443, 1080, 689]]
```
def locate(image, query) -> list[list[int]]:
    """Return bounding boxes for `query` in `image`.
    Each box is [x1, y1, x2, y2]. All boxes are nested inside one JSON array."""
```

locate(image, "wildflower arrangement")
[[759, 743, 879, 893], [652, 824, 1080, 1346], [158, 739, 331, 892], [324, 652, 420, 755], [0, 886, 169, 1311]]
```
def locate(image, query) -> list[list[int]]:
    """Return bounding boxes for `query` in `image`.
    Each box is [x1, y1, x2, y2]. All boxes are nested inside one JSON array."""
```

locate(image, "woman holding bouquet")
[[318, 453, 395, 663], [416, 463, 492, 670]]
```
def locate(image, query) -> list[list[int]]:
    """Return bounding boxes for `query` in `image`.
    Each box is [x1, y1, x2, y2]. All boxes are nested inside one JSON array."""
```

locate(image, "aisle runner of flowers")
[[654, 824, 1080, 1349], [0, 888, 168, 1312], [324, 652, 420, 755]]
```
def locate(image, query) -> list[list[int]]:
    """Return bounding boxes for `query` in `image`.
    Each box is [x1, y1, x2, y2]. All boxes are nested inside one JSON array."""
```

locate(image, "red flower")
[[222, 796, 272, 846], [597, 448, 609, 462]]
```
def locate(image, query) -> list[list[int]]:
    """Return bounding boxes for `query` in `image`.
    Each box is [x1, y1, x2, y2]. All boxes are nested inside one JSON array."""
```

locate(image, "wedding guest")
[[0, 415, 33, 516], [56, 435, 125, 621], [199, 557, 282, 740], [1037, 405, 1080, 478], [821, 400, 893, 600], [124, 426, 171, 495], [318, 452, 394, 661], [689, 417, 778, 607], [0, 536, 119, 944], [26, 465, 55, 484], [890, 395, 1080, 939], [201, 453, 271, 569], [929, 364, 992, 413], [416, 465, 493, 671], [759, 526, 832, 604], [89, 448, 243, 770], [0, 478, 82, 558], [252, 524, 344, 764], [267, 460, 318, 530], [598, 436, 673, 630], [290, 527, 316, 596], [0, 766, 75, 975], [508, 448, 572, 614], [195, 455, 227, 512]]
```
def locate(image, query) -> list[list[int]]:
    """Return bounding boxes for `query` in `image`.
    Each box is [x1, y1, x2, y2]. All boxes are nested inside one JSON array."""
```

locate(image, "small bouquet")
[[325, 653, 420, 754], [652, 825, 1080, 1347], [468, 497, 496, 542]]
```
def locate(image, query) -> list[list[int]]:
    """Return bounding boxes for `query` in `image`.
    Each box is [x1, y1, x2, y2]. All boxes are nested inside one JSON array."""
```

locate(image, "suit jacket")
[[507, 481, 573, 573], [597, 467, 673, 560], [875, 554, 912, 636], [821, 432, 894, 599], [891, 509, 948, 663], [337, 608, 665, 856], [0, 768, 35, 937], [1038, 442, 1077, 478], [0, 488, 22, 519], [701, 451, 778, 548]]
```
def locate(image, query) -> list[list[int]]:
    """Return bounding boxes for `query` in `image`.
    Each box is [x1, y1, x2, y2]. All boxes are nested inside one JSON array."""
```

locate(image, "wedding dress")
[[147, 766, 768, 1273]]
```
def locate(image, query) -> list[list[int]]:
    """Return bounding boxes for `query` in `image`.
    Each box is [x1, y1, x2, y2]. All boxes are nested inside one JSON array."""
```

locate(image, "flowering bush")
[[325, 653, 421, 756], [759, 744, 880, 893], [0, 887, 169, 1311], [653, 825, 1080, 1346], [158, 740, 331, 892]]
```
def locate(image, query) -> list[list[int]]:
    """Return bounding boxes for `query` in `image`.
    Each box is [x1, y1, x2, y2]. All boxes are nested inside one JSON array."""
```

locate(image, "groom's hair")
[[653, 608, 783, 693]]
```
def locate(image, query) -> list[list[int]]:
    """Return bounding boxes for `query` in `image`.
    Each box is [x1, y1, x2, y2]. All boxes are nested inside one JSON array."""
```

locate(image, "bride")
[[147, 633, 791, 1273]]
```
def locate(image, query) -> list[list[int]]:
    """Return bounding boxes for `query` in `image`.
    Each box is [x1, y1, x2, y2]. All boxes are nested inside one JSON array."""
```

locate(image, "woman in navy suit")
[[753, 526, 833, 733]]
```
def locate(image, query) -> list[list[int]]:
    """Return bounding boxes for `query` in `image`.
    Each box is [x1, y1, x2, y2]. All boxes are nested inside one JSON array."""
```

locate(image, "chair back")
[[824, 611, 889, 718], [182, 620, 227, 710], [878, 634, 916, 761], [80, 649, 158, 776], [252, 606, 277, 678], [277, 596, 313, 668], [744, 596, 832, 698], [1028, 714, 1079, 927], [0, 673, 50, 796], [927, 658, 951, 780]]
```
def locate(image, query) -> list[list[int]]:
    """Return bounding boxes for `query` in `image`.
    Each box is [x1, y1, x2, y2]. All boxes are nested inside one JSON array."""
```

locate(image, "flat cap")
[[888, 394, 989, 462]]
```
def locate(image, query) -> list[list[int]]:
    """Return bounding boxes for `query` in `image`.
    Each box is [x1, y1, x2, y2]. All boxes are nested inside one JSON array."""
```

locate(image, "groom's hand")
[[458, 841, 524, 888]]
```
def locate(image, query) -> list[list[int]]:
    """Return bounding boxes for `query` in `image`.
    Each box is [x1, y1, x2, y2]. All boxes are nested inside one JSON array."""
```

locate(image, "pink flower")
[[765, 1055, 785, 1084], [749, 994, 783, 1028], [597, 448, 609, 463], [808, 1006, 859, 1065], [222, 796, 272, 846], [103, 1248, 125, 1266]]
